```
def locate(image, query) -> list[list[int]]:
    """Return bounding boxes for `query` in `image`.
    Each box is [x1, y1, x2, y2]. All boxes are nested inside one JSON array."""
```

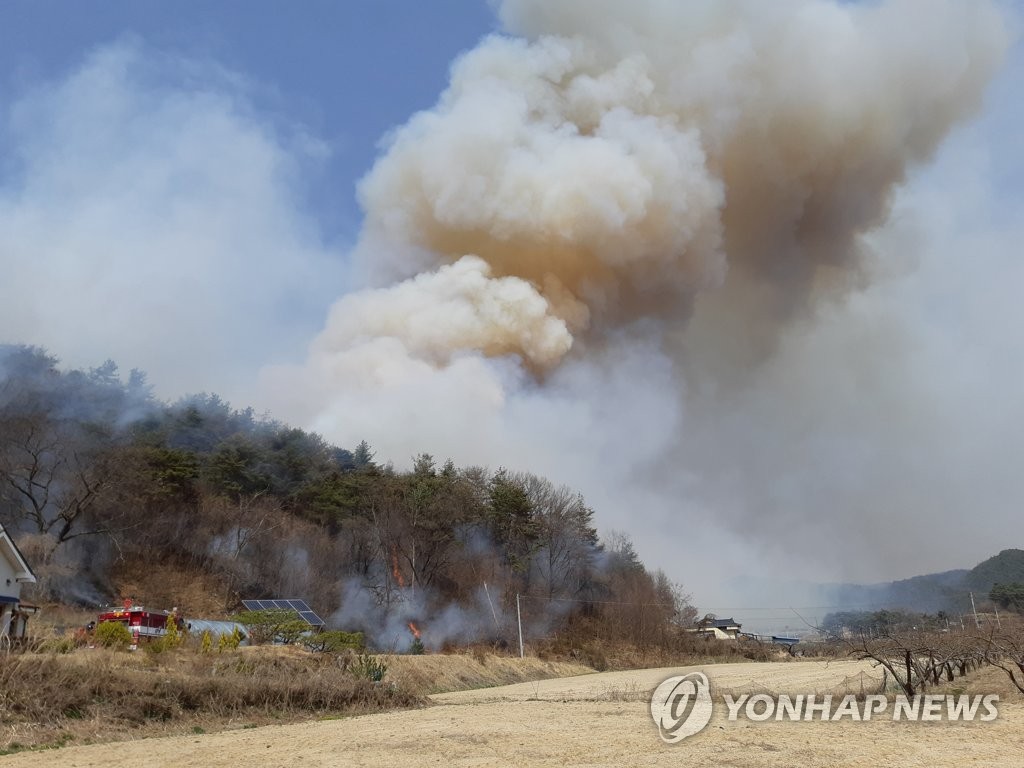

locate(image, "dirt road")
[[5, 660, 1021, 767]]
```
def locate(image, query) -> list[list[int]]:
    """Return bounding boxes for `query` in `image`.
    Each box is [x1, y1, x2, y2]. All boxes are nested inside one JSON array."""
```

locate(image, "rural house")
[[694, 616, 742, 640], [0, 522, 37, 640]]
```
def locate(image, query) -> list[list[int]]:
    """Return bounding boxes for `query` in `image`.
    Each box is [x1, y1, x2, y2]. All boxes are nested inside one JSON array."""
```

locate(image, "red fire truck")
[[96, 600, 181, 649]]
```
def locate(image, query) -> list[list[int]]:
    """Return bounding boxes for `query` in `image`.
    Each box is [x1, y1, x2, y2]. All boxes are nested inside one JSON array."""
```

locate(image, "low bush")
[[231, 609, 307, 645], [302, 630, 365, 653], [349, 652, 388, 682], [37, 636, 82, 655], [93, 622, 133, 650], [218, 626, 243, 651]]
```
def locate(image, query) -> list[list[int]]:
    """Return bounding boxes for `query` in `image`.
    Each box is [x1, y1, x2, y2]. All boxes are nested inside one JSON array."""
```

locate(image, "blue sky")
[[0, 1, 497, 240], [0, 2, 501, 395]]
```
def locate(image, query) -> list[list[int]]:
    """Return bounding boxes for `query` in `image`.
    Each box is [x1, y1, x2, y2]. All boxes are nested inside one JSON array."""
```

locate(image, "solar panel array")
[[241, 598, 325, 627]]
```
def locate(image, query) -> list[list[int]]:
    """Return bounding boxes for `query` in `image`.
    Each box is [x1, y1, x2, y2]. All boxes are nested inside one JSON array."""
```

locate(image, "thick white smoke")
[[261, 0, 1015, 594], [318, 255, 573, 368]]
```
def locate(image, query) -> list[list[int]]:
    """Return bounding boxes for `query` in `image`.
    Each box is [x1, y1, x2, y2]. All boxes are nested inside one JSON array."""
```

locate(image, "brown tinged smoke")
[[262, 0, 1013, 592], [318, 0, 1005, 373]]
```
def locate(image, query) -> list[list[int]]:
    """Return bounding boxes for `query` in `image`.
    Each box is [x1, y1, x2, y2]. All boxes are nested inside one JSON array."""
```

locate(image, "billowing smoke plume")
[[318, 255, 574, 368], [261, 0, 1013, 595], [323, 0, 1004, 369]]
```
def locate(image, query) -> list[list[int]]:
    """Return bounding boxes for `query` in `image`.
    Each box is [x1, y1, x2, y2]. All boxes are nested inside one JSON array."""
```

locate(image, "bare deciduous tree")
[[975, 619, 1024, 694], [843, 629, 982, 696]]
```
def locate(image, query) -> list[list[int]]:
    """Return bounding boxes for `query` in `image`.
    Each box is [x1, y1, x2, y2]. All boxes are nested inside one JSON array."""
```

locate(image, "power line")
[[518, 594, 937, 617], [702, 604, 923, 612], [517, 594, 674, 608]]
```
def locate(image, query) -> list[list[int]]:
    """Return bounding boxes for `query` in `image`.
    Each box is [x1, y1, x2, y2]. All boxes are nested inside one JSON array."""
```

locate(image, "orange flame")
[[391, 550, 406, 588], [407, 621, 421, 640]]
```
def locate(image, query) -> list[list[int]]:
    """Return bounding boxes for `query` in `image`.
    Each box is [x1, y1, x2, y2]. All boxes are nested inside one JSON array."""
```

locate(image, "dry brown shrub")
[[0, 646, 421, 750], [535, 621, 763, 671]]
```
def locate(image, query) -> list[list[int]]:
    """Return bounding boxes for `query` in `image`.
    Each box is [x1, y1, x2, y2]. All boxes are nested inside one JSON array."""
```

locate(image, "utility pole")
[[995, 607, 1002, 629], [970, 592, 981, 628], [516, 593, 524, 659]]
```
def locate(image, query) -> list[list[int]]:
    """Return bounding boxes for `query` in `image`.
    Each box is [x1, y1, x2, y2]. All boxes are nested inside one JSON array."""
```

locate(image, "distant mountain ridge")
[[823, 549, 1024, 614], [964, 549, 1024, 592]]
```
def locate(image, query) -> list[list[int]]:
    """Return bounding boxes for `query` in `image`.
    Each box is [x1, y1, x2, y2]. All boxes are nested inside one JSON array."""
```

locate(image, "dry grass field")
[[0, 646, 590, 754], [4, 658, 1021, 767]]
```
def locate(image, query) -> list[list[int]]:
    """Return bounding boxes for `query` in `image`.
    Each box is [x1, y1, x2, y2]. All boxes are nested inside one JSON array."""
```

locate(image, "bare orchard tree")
[[976, 618, 1024, 694], [843, 629, 982, 696]]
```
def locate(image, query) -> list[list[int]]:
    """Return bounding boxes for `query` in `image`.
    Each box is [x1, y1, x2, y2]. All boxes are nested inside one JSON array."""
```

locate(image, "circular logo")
[[650, 672, 714, 743]]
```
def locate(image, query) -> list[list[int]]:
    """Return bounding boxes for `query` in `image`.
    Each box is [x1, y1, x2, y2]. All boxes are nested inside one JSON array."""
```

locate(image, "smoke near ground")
[[332, 579, 519, 652], [260, 0, 1018, 596]]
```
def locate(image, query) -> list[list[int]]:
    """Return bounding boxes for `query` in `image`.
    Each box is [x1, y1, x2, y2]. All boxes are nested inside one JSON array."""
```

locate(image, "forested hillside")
[[0, 346, 694, 651], [965, 550, 1024, 592], [823, 548, 1024, 626]]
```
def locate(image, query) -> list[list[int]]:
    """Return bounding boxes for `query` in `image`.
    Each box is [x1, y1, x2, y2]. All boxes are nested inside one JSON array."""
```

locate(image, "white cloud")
[[0, 40, 343, 399]]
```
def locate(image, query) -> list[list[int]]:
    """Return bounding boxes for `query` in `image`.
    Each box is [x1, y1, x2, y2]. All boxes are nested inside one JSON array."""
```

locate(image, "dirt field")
[[5, 660, 1021, 767]]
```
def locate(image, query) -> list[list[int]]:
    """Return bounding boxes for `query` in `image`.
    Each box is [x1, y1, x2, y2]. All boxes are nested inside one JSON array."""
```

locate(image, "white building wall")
[[0, 528, 35, 639]]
